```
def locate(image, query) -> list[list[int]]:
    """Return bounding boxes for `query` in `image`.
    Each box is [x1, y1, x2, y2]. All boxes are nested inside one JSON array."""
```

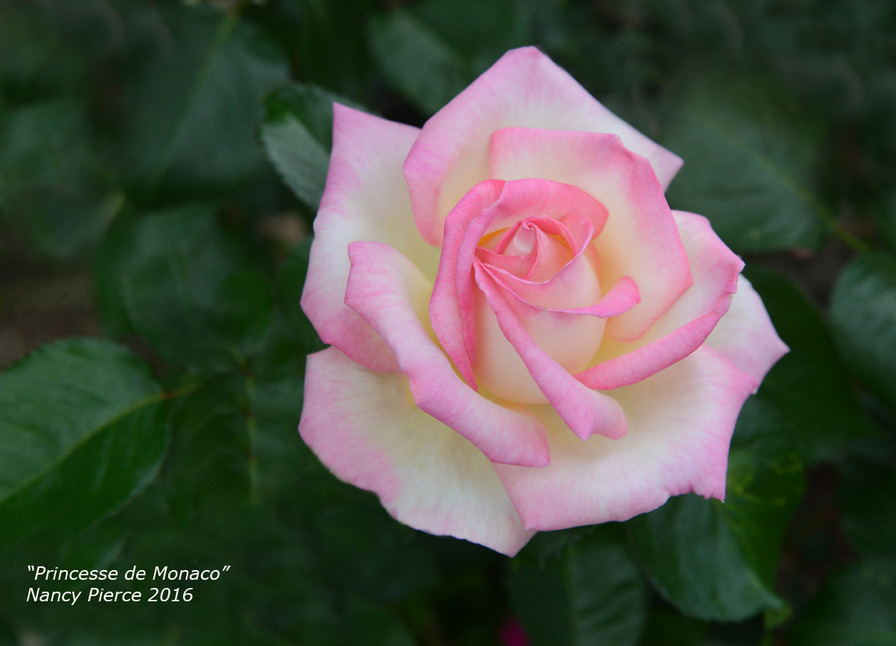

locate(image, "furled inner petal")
[[472, 279, 607, 402], [489, 127, 692, 343], [430, 178, 610, 390], [468, 201, 640, 402], [474, 247, 536, 278], [472, 256, 638, 404], [473, 262, 628, 441]]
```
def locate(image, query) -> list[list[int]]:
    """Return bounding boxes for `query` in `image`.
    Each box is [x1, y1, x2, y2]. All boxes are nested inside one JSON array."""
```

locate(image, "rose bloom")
[[298, 47, 787, 556]]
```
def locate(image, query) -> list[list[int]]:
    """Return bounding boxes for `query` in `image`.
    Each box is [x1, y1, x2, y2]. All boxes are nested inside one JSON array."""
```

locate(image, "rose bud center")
[[472, 213, 607, 404]]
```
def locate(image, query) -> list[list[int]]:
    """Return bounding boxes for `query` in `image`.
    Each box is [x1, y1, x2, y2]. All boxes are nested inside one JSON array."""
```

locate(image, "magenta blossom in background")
[[497, 616, 531, 646], [298, 46, 787, 556]]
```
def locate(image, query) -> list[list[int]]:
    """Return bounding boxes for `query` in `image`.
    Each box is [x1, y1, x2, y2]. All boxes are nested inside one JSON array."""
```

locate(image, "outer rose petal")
[[490, 128, 691, 342], [301, 104, 439, 373], [495, 344, 759, 531], [300, 347, 534, 556], [704, 275, 789, 383], [344, 240, 550, 468], [404, 46, 684, 246]]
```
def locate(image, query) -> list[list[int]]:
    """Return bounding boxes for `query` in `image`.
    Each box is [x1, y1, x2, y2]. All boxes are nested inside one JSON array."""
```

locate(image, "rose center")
[[471, 214, 607, 403]]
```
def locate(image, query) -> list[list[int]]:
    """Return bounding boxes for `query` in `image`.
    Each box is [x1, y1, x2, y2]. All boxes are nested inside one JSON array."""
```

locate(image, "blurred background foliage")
[[0, 0, 894, 644]]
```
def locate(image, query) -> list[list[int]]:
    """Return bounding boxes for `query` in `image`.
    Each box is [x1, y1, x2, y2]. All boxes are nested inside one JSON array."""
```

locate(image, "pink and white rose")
[[298, 47, 787, 556]]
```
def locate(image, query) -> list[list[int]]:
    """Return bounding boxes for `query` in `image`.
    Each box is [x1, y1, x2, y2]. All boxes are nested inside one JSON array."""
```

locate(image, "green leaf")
[[252, 373, 309, 503], [877, 185, 896, 252], [0, 514, 130, 637], [163, 371, 303, 521], [0, 0, 89, 102], [212, 271, 275, 359], [829, 252, 896, 415], [629, 494, 780, 623], [339, 598, 415, 646], [745, 267, 877, 463], [260, 84, 352, 210], [0, 98, 116, 257], [664, 75, 830, 252], [311, 494, 439, 603], [121, 3, 288, 201], [722, 398, 806, 586], [163, 375, 259, 520], [839, 457, 896, 561], [367, 0, 531, 115], [97, 203, 272, 371], [0, 338, 168, 551], [509, 529, 647, 646], [628, 397, 804, 622], [272, 0, 379, 100], [788, 560, 896, 646], [367, 11, 474, 116], [638, 606, 710, 646]]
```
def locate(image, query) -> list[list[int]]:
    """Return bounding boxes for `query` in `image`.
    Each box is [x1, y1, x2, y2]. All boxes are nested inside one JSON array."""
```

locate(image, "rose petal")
[[482, 250, 640, 316], [495, 344, 759, 531], [495, 217, 578, 281], [430, 179, 608, 389], [704, 275, 789, 383], [474, 262, 628, 439], [578, 211, 744, 390], [489, 127, 691, 342], [300, 347, 534, 556], [471, 276, 606, 403], [344, 240, 550, 468], [301, 104, 439, 372], [430, 180, 505, 388], [404, 46, 683, 246], [475, 247, 537, 278]]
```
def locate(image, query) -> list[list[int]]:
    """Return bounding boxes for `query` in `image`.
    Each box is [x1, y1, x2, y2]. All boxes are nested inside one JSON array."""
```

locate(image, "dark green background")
[[1, 0, 894, 644]]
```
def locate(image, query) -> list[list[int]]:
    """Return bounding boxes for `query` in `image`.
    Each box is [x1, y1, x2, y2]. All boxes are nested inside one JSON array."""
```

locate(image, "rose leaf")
[[746, 266, 878, 464], [111, 204, 271, 372], [839, 456, 896, 561], [367, 0, 531, 116], [664, 76, 829, 253], [628, 396, 805, 622], [119, 3, 289, 202], [829, 252, 896, 416], [508, 528, 647, 646], [277, 238, 326, 355], [260, 83, 354, 211], [0, 338, 169, 551], [787, 560, 896, 645], [0, 98, 117, 259]]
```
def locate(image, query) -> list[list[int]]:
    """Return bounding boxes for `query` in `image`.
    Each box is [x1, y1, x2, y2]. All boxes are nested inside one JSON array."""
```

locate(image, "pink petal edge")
[[300, 347, 534, 556], [489, 128, 692, 342], [705, 274, 790, 383], [344, 239, 550, 468], [496, 343, 759, 531], [577, 211, 745, 390], [404, 46, 683, 247], [301, 104, 436, 372]]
